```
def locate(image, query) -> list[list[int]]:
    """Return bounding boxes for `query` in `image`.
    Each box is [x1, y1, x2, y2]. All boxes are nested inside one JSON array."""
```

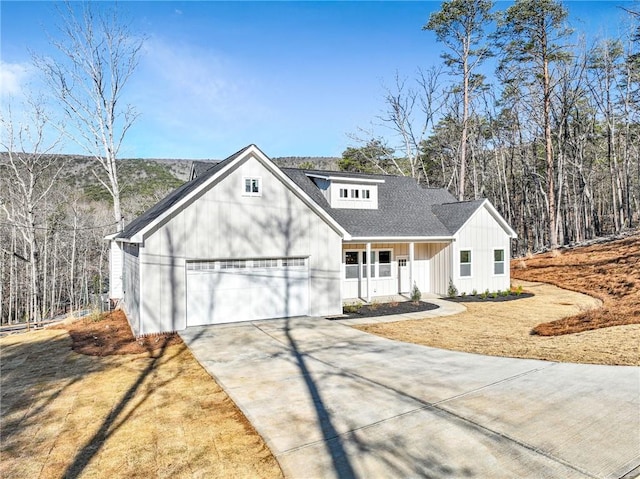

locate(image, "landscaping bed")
[[446, 292, 534, 303], [337, 300, 439, 319]]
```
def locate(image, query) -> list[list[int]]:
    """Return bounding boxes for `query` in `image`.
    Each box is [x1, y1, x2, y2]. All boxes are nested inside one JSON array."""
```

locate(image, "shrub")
[[514, 285, 523, 296], [491, 291, 499, 299], [501, 289, 509, 297], [447, 278, 458, 298], [343, 303, 362, 314], [461, 291, 467, 297], [471, 289, 477, 296], [480, 290, 489, 299], [88, 308, 105, 323], [410, 283, 422, 302], [369, 300, 380, 310]]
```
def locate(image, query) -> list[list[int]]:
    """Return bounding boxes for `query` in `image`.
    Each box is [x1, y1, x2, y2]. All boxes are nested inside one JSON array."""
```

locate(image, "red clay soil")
[[512, 233, 640, 336], [53, 310, 182, 356]]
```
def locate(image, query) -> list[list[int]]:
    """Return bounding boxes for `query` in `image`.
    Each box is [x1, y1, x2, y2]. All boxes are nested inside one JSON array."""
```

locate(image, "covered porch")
[[341, 239, 453, 302]]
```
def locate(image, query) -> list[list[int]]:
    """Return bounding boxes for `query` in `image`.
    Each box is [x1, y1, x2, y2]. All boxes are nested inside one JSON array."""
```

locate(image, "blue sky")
[[0, 1, 635, 159]]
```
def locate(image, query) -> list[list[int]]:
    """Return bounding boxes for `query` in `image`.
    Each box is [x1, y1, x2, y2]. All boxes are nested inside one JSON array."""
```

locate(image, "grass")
[[355, 280, 639, 366], [0, 314, 283, 479], [512, 233, 640, 336]]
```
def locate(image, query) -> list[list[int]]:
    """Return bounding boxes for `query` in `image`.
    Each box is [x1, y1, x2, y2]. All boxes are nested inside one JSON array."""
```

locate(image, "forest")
[[1, 0, 639, 326]]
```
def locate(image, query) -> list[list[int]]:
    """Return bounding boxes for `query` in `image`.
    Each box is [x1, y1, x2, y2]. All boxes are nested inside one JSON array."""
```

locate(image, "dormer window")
[[350, 189, 359, 199], [243, 177, 261, 196], [340, 188, 348, 198]]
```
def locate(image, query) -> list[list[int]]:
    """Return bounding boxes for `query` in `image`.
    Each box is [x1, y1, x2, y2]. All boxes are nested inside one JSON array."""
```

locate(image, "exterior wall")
[[109, 241, 124, 299], [428, 242, 452, 296], [452, 206, 512, 295], [342, 242, 451, 299], [121, 243, 141, 335], [135, 154, 343, 334]]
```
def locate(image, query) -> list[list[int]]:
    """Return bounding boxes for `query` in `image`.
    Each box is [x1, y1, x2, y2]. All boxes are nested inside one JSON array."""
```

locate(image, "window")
[[282, 258, 306, 267], [350, 189, 359, 199], [378, 250, 391, 277], [398, 258, 407, 267], [362, 189, 371, 199], [339, 188, 348, 198], [494, 249, 505, 275], [243, 177, 261, 196], [460, 250, 471, 277], [362, 251, 375, 278], [220, 260, 246, 269], [187, 261, 216, 271], [253, 259, 278, 268], [345, 252, 359, 279]]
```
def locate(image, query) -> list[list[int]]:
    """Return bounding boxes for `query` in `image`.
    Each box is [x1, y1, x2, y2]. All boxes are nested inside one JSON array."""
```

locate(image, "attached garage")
[[186, 257, 310, 326]]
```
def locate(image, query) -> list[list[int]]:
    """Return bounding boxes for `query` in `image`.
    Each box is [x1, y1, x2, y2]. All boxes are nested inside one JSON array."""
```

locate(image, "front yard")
[[356, 280, 640, 366], [0, 321, 282, 479]]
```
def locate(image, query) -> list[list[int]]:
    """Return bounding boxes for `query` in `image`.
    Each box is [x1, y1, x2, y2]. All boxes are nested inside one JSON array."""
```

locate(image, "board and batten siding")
[[132, 154, 343, 334], [109, 241, 124, 299], [453, 205, 512, 294], [426, 242, 451, 296], [121, 243, 141, 335]]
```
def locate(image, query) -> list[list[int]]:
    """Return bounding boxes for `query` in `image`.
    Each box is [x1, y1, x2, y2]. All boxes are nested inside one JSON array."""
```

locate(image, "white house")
[[107, 144, 517, 335]]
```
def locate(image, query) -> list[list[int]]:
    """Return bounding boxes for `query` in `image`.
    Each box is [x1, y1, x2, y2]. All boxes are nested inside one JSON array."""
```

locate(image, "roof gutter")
[[305, 173, 385, 184], [345, 236, 455, 243]]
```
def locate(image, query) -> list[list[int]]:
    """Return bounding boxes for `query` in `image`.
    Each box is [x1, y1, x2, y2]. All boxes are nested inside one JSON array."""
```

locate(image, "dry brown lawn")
[[512, 233, 640, 335], [0, 316, 283, 479], [356, 280, 640, 366]]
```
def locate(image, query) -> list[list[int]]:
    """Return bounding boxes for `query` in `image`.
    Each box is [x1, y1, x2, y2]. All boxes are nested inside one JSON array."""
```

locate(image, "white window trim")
[[336, 185, 374, 201], [459, 248, 472, 278], [242, 176, 262, 197], [343, 249, 394, 281], [493, 248, 506, 276]]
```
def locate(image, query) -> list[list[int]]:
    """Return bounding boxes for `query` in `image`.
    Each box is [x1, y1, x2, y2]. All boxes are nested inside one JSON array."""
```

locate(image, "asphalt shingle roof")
[[117, 145, 252, 240], [432, 200, 486, 235], [115, 145, 485, 241], [190, 160, 220, 179], [282, 168, 469, 238]]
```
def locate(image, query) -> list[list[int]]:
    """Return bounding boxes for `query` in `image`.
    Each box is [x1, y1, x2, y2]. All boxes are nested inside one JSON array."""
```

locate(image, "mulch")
[[446, 292, 534, 303], [52, 310, 182, 356], [337, 300, 439, 319]]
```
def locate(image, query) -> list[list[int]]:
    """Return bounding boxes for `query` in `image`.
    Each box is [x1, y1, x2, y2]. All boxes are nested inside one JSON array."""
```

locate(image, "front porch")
[[340, 241, 452, 302]]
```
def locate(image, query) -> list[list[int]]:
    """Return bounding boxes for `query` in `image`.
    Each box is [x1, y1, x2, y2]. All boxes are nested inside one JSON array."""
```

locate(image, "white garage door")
[[186, 257, 309, 326]]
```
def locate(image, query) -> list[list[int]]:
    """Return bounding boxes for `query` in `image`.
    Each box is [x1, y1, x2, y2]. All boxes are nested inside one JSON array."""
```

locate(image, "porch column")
[[366, 242, 372, 302], [409, 242, 415, 292]]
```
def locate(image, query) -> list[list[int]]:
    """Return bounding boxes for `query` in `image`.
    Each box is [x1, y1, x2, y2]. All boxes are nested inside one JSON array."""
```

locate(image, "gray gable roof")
[[190, 160, 220, 180], [432, 200, 485, 234], [114, 144, 491, 242], [282, 168, 465, 238], [117, 145, 252, 240]]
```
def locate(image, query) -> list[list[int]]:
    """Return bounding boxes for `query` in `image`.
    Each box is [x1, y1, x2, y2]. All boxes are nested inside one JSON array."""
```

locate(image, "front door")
[[398, 256, 409, 293]]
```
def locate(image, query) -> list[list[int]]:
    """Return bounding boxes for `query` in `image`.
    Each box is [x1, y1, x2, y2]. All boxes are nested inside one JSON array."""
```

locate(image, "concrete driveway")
[[180, 317, 640, 479]]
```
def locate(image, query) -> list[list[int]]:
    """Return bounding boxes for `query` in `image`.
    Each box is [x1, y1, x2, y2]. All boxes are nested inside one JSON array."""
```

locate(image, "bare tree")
[[0, 99, 65, 326], [378, 68, 446, 181], [33, 1, 144, 232], [425, 0, 494, 200], [495, 0, 572, 249]]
